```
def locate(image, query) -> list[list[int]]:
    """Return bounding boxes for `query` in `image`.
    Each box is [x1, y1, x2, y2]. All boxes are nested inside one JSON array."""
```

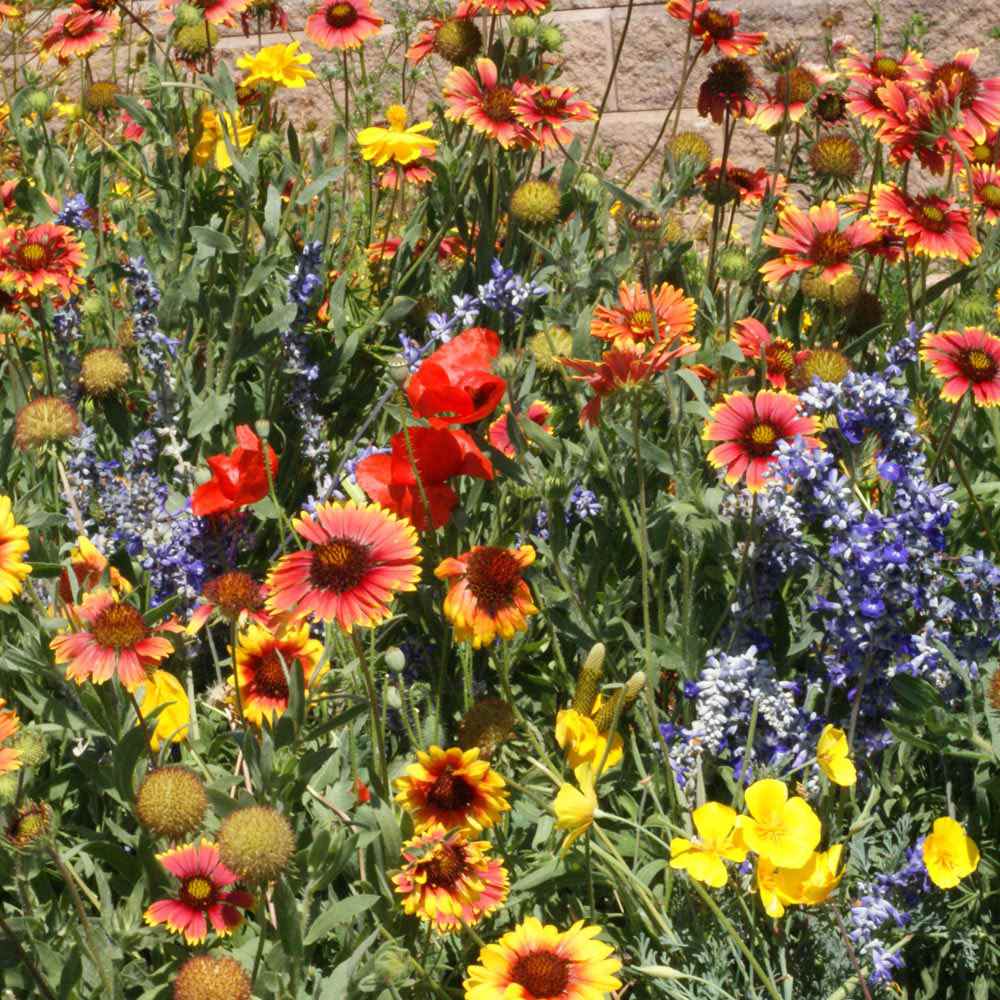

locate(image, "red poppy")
[[407, 327, 506, 426], [191, 425, 279, 517], [356, 426, 493, 530]]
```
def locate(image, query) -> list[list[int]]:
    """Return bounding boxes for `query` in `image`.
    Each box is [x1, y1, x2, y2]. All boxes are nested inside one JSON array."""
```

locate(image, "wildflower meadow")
[[1, 0, 999, 997]]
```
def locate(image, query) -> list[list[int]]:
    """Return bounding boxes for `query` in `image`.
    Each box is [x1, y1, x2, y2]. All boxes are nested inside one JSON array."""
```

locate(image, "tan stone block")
[[548, 9, 614, 107], [610, 4, 692, 112]]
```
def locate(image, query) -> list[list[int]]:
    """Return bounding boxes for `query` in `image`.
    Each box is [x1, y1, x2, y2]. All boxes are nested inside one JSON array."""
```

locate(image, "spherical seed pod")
[[81, 348, 130, 397], [510, 180, 561, 228], [173, 954, 252, 1000], [537, 25, 564, 52], [796, 348, 851, 387], [14, 397, 80, 452], [509, 15, 537, 37], [717, 247, 750, 282], [666, 130, 713, 172], [135, 767, 208, 841], [528, 327, 573, 372], [218, 805, 295, 883], [808, 132, 861, 181], [11, 729, 46, 768], [174, 23, 218, 57], [433, 18, 482, 64], [84, 81, 121, 114], [5, 801, 52, 848], [458, 698, 516, 759]]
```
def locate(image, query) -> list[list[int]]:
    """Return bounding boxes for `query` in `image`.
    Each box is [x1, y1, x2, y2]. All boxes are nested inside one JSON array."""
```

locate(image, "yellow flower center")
[[91, 603, 148, 651], [309, 538, 371, 593], [385, 104, 408, 130], [182, 875, 215, 907], [628, 308, 653, 336], [510, 951, 570, 998], [746, 422, 779, 456], [14, 240, 51, 270], [872, 56, 902, 80], [325, 1, 357, 27], [981, 183, 1000, 208], [960, 347, 998, 382]]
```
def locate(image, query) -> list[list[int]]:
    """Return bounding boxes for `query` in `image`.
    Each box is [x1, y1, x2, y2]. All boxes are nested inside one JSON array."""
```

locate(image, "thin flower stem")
[[831, 908, 875, 1000], [127, 686, 155, 758], [582, 0, 635, 168], [0, 912, 57, 1000], [250, 898, 269, 986], [929, 395, 963, 480], [353, 631, 389, 796]]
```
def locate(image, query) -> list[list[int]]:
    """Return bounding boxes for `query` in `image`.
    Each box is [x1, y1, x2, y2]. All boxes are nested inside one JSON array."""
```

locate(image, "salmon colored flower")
[[488, 401, 553, 457], [38, 8, 118, 62], [513, 84, 596, 148], [144, 840, 254, 944], [51, 591, 182, 690], [58, 535, 130, 605], [0, 496, 31, 605], [736, 778, 822, 869], [231, 621, 325, 726], [920, 327, 1000, 407], [591, 281, 697, 350], [479, 0, 546, 12], [0, 223, 86, 297], [266, 501, 421, 630], [666, 0, 765, 57], [395, 745, 510, 833], [139, 669, 190, 751], [874, 80, 954, 174], [922, 817, 980, 889], [191, 425, 278, 517], [872, 184, 980, 264], [443, 58, 534, 149], [928, 48, 1000, 145], [463, 917, 622, 1000], [669, 802, 748, 887], [761, 201, 879, 285], [0, 700, 21, 777], [436, 545, 538, 648], [840, 49, 929, 89], [965, 163, 1000, 222], [553, 764, 597, 854], [754, 64, 835, 130], [379, 156, 436, 188], [187, 571, 270, 634], [732, 318, 806, 389], [816, 724, 856, 786], [704, 390, 821, 491], [305, 0, 382, 49], [392, 825, 509, 933], [358, 104, 438, 166]]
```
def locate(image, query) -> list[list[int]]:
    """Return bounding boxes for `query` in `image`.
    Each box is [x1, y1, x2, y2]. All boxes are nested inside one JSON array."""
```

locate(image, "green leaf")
[[317, 930, 379, 997], [304, 894, 379, 946], [190, 225, 238, 255], [263, 184, 281, 241], [187, 391, 232, 439], [273, 879, 303, 960], [297, 166, 345, 205]]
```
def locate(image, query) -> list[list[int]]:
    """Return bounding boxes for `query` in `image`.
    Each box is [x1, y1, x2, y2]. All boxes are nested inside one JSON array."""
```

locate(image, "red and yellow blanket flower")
[[435, 544, 538, 648], [305, 0, 381, 49], [187, 570, 270, 635], [50, 590, 182, 690], [57, 536, 130, 606], [920, 327, 1000, 407], [392, 825, 509, 933], [38, 7, 118, 62], [927, 49, 1000, 145], [0, 699, 21, 776], [703, 390, 822, 492], [872, 184, 981, 264], [144, 840, 254, 945], [395, 745, 510, 833], [731, 317, 807, 389], [0, 495, 31, 605], [666, 0, 765, 57], [512, 84, 596, 148], [463, 917, 622, 1000], [754, 64, 835, 131], [443, 58, 534, 149], [761, 201, 879, 286], [840, 48, 929, 89], [0, 222, 86, 297], [965, 163, 1000, 223], [231, 621, 325, 726], [266, 500, 421, 630], [591, 280, 697, 351]]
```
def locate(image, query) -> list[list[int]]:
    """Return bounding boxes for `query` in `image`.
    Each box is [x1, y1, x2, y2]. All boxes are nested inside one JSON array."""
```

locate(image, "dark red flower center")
[[13, 238, 56, 271], [465, 546, 521, 614], [310, 538, 372, 593], [426, 766, 476, 812], [534, 94, 563, 114], [980, 183, 1000, 208], [959, 348, 998, 382], [704, 57, 754, 98], [745, 421, 779, 456], [913, 199, 949, 233], [181, 875, 217, 910], [930, 62, 979, 109], [775, 66, 818, 104], [254, 650, 290, 700], [809, 230, 852, 267], [325, 1, 357, 27], [203, 571, 262, 620], [815, 90, 847, 122], [767, 341, 796, 376], [62, 12, 95, 38], [872, 55, 903, 80], [698, 8, 734, 40], [510, 951, 570, 998], [91, 603, 148, 650], [483, 86, 516, 122], [423, 843, 467, 887]]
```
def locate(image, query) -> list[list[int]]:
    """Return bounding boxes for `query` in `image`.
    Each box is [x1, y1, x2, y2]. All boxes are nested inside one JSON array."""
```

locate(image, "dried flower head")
[[218, 805, 295, 883], [135, 766, 208, 841], [14, 396, 80, 451]]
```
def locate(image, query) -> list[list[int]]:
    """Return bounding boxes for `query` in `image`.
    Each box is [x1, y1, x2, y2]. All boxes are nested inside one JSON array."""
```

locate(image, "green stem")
[[353, 632, 388, 796], [0, 912, 57, 1000]]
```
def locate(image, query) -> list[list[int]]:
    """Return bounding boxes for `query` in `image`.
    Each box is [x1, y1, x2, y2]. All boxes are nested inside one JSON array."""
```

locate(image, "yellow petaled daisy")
[[357, 104, 439, 167], [922, 817, 980, 889], [192, 107, 256, 171], [816, 724, 856, 786], [435, 544, 538, 649], [553, 763, 596, 854], [138, 669, 190, 751], [0, 496, 31, 604], [394, 745, 510, 833], [392, 825, 509, 933], [237, 41, 316, 90], [463, 916, 622, 1000]]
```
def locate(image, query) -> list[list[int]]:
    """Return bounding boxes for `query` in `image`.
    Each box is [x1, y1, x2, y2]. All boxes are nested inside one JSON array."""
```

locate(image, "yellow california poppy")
[[139, 669, 190, 751], [736, 778, 821, 870], [922, 817, 980, 889], [553, 763, 596, 853], [669, 801, 748, 888], [357, 105, 438, 167], [816, 724, 856, 786]]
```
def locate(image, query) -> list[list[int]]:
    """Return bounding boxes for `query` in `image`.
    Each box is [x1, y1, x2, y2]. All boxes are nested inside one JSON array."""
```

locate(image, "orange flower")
[[57, 536, 131, 606], [0, 699, 21, 777], [591, 281, 697, 351], [872, 184, 981, 264], [732, 318, 806, 389], [928, 49, 1000, 145], [436, 545, 538, 648], [0, 223, 86, 297]]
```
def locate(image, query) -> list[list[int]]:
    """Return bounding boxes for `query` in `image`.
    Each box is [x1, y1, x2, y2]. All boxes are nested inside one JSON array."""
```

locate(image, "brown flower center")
[[872, 56, 902, 80], [913, 199, 948, 232], [310, 538, 372, 593], [510, 951, 570, 998], [426, 766, 475, 812], [254, 650, 291, 699], [483, 86, 516, 122], [767, 341, 796, 375], [746, 422, 779, 455], [980, 183, 1000, 208], [959, 348, 998, 382], [699, 8, 734, 40], [810, 230, 852, 267], [930, 62, 979, 109], [465, 546, 522, 615], [423, 843, 467, 887], [91, 603, 148, 650], [775, 66, 818, 105], [14, 239, 53, 271], [534, 95, 563, 114], [181, 875, 216, 909], [814, 90, 847, 122], [203, 571, 262, 620], [705, 57, 754, 97], [326, 1, 357, 27]]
